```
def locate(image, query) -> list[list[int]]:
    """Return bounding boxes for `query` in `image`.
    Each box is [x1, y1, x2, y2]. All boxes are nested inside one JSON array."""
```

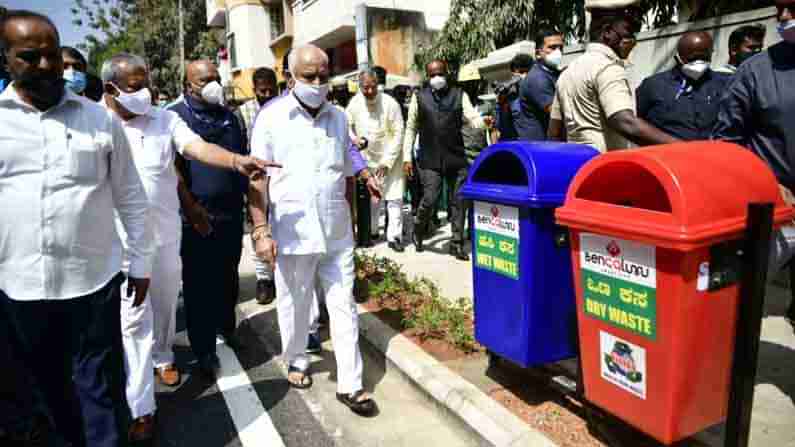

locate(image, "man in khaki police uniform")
[[548, 0, 678, 152]]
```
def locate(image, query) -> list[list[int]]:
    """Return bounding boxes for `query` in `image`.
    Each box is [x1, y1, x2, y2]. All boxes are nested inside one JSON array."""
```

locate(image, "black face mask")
[[14, 70, 65, 106]]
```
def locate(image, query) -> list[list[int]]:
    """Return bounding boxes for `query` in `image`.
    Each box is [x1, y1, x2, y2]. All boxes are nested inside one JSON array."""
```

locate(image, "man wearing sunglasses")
[[548, 0, 678, 152]]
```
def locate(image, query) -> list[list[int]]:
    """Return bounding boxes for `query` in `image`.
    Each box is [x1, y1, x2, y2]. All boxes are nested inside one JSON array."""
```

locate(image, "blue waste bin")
[[459, 141, 599, 367]]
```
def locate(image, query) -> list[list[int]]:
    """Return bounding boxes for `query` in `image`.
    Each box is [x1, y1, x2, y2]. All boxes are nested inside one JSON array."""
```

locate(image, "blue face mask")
[[63, 68, 87, 94]]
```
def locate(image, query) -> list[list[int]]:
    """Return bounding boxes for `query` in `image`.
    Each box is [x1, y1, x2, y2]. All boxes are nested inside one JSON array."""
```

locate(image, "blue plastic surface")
[[459, 141, 599, 208], [460, 141, 599, 368]]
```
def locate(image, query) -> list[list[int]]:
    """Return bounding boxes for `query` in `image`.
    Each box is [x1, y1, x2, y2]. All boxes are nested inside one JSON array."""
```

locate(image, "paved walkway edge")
[[357, 304, 559, 447]]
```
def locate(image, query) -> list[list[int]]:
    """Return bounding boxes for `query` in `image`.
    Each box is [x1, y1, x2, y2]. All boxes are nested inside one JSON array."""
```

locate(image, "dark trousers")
[[417, 166, 469, 245], [356, 178, 373, 246], [181, 220, 243, 360], [0, 299, 38, 436], [0, 275, 124, 447]]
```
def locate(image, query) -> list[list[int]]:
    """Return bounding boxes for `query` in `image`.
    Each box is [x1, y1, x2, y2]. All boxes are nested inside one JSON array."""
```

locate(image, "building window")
[[228, 32, 238, 70], [270, 4, 285, 40]]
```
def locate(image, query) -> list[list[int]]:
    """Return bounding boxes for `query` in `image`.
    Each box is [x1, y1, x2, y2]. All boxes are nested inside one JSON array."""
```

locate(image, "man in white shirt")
[[249, 44, 376, 416], [101, 53, 276, 442], [346, 70, 405, 252], [0, 11, 152, 447]]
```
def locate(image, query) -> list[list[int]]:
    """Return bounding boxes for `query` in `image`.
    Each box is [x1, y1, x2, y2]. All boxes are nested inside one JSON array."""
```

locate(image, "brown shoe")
[[155, 364, 181, 386], [128, 414, 155, 442]]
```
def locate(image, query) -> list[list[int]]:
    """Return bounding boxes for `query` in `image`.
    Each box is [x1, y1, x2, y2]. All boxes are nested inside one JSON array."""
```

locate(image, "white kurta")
[[346, 93, 405, 201], [113, 106, 200, 418], [251, 94, 364, 394]]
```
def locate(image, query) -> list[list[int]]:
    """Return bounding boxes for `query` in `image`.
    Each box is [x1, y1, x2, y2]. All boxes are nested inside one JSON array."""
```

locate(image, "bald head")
[[0, 9, 59, 50], [426, 60, 447, 78], [289, 45, 329, 85], [677, 31, 713, 64], [185, 59, 222, 105]]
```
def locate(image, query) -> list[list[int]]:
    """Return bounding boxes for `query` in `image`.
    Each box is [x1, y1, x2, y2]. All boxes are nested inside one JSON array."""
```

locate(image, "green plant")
[[355, 252, 480, 353]]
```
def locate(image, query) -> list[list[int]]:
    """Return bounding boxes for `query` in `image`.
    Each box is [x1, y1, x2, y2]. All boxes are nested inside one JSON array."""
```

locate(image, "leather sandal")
[[287, 365, 313, 389], [336, 389, 377, 416]]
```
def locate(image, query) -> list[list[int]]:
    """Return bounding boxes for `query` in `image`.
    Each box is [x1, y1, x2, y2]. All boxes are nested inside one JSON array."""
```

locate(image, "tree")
[[72, 0, 221, 95], [415, 0, 772, 72]]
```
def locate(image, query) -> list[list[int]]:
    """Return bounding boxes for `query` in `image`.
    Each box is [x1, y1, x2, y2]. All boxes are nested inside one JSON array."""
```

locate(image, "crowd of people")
[[2, 0, 795, 445]]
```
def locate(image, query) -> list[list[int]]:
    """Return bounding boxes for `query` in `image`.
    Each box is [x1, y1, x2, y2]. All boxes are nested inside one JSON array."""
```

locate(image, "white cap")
[[585, 0, 639, 11]]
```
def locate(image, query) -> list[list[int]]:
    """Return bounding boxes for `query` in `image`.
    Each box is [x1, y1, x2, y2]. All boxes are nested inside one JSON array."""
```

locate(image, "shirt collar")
[[0, 82, 82, 111], [587, 43, 621, 62]]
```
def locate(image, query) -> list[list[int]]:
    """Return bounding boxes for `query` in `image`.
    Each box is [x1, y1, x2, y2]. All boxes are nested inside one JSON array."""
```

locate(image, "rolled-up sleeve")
[[109, 115, 153, 278], [712, 70, 754, 146], [596, 64, 635, 119]]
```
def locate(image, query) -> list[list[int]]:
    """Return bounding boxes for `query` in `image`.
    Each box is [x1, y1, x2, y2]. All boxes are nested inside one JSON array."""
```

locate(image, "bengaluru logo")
[[490, 206, 501, 226], [607, 241, 621, 257]]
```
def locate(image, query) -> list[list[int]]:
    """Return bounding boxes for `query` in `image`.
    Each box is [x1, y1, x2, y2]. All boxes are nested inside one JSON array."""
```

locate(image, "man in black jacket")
[[402, 60, 489, 260]]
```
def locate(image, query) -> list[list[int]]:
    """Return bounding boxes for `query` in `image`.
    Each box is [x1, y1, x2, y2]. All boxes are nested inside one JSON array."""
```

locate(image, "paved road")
[[148, 240, 481, 447]]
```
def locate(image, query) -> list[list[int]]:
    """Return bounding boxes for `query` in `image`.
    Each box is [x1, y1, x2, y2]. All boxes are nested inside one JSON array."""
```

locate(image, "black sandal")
[[287, 366, 313, 389], [336, 390, 377, 416]]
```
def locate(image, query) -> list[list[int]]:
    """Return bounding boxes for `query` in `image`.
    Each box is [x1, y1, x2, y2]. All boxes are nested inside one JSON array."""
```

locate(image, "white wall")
[[293, 0, 451, 46], [229, 3, 276, 70], [562, 7, 780, 89]]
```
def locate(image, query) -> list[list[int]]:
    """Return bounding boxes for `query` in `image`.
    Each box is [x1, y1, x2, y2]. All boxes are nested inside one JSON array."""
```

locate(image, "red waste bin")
[[555, 142, 794, 444]]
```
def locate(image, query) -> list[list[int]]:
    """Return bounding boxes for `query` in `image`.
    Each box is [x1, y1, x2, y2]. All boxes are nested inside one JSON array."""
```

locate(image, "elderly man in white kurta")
[[346, 70, 405, 251], [101, 53, 276, 441], [249, 44, 377, 416]]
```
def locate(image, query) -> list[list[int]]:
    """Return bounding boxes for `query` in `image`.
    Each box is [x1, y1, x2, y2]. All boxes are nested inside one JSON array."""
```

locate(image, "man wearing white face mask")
[[519, 28, 564, 141], [402, 59, 489, 259], [714, 0, 795, 329], [101, 53, 277, 441], [169, 60, 267, 378], [248, 44, 377, 416], [637, 31, 730, 141]]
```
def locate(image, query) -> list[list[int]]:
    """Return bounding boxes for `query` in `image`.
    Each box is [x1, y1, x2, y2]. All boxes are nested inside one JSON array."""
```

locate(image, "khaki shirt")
[[550, 43, 635, 153]]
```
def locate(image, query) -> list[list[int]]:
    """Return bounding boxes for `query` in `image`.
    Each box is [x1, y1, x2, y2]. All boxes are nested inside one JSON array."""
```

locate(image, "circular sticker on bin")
[[474, 202, 520, 280], [580, 234, 657, 340]]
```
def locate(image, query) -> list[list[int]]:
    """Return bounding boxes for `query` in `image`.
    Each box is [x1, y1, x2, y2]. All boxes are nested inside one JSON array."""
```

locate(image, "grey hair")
[[100, 53, 149, 84], [287, 44, 328, 74], [358, 69, 379, 84]]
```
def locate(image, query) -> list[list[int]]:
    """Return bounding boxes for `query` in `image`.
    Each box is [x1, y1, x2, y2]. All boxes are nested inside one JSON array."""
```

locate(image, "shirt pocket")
[[66, 134, 107, 182]]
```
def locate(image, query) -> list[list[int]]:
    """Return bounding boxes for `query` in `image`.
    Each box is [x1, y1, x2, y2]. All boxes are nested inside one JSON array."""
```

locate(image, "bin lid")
[[555, 142, 795, 250], [459, 141, 600, 208]]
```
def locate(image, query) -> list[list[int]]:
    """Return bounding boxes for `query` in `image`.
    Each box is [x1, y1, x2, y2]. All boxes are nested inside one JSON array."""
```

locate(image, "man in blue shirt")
[[518, 28, 564, 141], [637, 31, 730, 141], [713, 0, 795, 328], [495, 53, 532, 141]]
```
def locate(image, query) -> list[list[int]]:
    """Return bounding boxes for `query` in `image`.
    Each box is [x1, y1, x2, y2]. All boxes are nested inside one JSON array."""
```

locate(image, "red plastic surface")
[[556, 142, 795, 444], [570, 236, 737, 444], [556, 142, 794, 250]]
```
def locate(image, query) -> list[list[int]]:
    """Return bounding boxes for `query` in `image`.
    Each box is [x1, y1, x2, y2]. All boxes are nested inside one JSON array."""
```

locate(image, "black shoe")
[[388, 239, 405, 253], [306, 333, 322, 354], [370, 233, 380, 242], [413, 231, 424, 252], [450, 244, 470, 261], [256, 279, 276, 305], [196, 354, 220, 378]]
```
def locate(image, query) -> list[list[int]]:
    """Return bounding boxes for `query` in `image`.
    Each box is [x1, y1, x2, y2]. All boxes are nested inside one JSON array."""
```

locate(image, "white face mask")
[[429, 75, 447, 91], [543, 49, 563, 70], [778, 19, 795, 43], [676, 54, 710, 81], [112, 84, 152, 116], [201, 81, 225, 105], [293, 79, 329, 109]]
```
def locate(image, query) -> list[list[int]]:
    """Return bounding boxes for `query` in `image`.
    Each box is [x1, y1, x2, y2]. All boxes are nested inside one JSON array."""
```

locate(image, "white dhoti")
[[120, 242, 182, 418], [275, 247, 363, 394]]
